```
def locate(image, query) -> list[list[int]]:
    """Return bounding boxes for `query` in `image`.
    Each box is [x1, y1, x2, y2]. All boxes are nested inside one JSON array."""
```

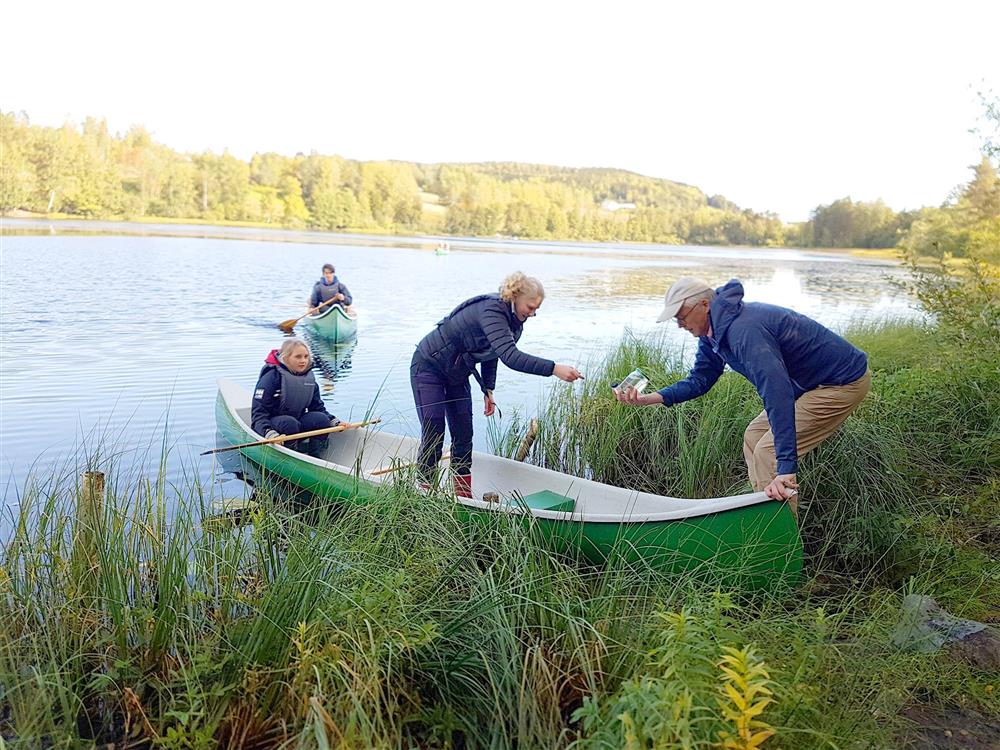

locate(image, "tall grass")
[[2, 312, 998, 747], [506, 319, 999, 580], [1, 452, 703, 748]]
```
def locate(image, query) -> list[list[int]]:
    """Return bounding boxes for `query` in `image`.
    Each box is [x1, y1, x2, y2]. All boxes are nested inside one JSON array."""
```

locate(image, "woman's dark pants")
[[410, 354, 473, 481]]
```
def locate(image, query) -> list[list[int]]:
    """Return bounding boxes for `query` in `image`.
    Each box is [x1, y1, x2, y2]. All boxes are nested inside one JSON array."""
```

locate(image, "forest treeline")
[[789, 156, 1000, 261], [2, 111, 998, 258]]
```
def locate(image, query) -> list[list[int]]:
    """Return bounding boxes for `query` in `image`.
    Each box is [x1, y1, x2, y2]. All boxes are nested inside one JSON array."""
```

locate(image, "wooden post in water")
[[72, 471, 105, 599], [81, 471, 105, 514], [515, 419, 539, 462]]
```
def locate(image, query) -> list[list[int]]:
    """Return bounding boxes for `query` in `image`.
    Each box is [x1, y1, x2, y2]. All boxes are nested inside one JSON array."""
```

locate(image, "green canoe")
[[303, 303, 357, 342], [215, 379, 802, 590]]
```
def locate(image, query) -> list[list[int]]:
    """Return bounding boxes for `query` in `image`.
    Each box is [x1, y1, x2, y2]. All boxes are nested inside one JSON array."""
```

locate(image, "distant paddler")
[[614, 277, 871, 513], [411, 271, 583, 498], [309, 263, 353, 314]]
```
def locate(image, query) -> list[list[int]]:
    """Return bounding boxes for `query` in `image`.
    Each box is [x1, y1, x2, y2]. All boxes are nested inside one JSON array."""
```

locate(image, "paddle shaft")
[[202, 418, 381, 455], [374, 415, 534, 481], [370, 452, 451, 476], [278, 296, 343, 332]]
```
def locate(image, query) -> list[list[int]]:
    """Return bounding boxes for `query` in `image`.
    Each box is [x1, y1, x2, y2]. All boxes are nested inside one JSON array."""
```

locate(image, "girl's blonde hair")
[[278, 338, 312, 368], [499, 271, 545, 303]]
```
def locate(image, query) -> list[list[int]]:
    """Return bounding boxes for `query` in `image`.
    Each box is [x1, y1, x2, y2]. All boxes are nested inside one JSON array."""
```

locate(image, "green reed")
[[505, 319, 999, 577], [1, 317, 997, 748]]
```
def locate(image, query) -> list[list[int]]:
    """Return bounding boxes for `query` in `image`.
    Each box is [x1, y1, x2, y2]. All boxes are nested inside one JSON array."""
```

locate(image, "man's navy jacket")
[[656, 279, 868, 475]]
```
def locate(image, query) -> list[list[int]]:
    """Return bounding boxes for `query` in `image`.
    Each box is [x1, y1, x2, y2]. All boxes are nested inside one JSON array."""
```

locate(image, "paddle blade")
[[277, 318, 298, 332]]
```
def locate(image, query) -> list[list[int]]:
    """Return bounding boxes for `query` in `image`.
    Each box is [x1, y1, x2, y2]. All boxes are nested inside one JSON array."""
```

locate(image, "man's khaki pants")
[[743, 370, 871, 509]]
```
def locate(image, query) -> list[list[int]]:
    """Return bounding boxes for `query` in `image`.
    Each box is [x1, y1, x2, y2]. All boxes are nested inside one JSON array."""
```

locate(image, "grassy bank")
[[3, 290, 999, 748], [6, 212, 907, 255], [2, 211, 405, 238]]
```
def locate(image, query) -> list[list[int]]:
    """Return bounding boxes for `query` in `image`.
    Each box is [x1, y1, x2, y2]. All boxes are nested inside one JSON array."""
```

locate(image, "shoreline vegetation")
[[1, 211, 903, 262], [2, 258, 998, 748], [2, 110, 998, 262]]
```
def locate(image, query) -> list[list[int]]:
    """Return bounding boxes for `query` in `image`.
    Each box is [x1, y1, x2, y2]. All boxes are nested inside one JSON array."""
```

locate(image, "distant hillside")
[[438, 162, 707, 209], [1, 112, 785, 245]]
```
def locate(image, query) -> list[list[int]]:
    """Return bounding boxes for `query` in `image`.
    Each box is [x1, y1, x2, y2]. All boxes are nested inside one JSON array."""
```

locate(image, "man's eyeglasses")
[[675, 303, 695, 326]]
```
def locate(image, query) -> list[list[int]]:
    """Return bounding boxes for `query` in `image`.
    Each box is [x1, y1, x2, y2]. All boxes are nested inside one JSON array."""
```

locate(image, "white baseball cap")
[[655, 277, 713, 323]]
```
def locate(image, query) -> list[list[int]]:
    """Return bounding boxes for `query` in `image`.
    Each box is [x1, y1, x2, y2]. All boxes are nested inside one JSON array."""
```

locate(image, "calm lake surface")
[[1, 219, 915, 526]]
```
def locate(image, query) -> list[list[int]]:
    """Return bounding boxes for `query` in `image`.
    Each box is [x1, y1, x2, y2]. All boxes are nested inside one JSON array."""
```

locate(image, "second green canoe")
[[304, 303, 357, 342]]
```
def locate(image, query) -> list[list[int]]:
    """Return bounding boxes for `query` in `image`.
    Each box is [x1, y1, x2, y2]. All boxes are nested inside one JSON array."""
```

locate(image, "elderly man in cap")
[[615, 277, 871, 512]]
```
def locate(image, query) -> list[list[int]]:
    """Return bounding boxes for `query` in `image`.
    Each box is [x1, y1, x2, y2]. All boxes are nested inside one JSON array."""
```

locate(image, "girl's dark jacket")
[[251, 350, 333, 435], [414, 294, 554, 393], [656, 279, 868, 476]]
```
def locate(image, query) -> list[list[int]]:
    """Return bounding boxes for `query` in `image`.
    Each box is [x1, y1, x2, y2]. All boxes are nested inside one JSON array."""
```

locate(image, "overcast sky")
[[4, 0, 997, 221]]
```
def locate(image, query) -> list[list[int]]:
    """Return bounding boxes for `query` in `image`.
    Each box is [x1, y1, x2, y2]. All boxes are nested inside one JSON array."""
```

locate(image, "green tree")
[[250, 152, 294, 189], [245, 184, 284, 223], [153, 159, 198, 217], [0, 113, 36, 212], [960, 156, 1000, 221], [310, 187, 362, 229], [193, 152, 250, 220], [360, 162, 420, 228], [279, 174, 309, 226]]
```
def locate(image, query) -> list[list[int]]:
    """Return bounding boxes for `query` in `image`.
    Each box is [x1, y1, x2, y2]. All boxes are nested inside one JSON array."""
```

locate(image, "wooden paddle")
[[277, 296, 343, 333], [370, 452, 451, 477], [201, 418, 381, 456]]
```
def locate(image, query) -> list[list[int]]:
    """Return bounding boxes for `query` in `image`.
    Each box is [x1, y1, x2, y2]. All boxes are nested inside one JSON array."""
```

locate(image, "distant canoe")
[[435, 242, 450, 255], [214, 378, 802, 590], [304, 303, 357, 342]]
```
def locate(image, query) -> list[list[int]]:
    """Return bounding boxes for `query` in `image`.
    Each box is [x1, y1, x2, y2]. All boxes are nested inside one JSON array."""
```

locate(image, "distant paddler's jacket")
[[657, 279, 868, 476], [251, 350, 333, 435], [414, 294, 554, 393], [310, 277, 353, 308]]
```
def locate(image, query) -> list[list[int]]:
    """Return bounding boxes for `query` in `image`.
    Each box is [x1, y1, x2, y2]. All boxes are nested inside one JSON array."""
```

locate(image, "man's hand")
[[764, 473, 798, 500], [614, 386, 663, 406], [329, 417, 342, 428], [334, 293, 345, 302], [265, 429, 281, 440], [484, 391, 496, 416]]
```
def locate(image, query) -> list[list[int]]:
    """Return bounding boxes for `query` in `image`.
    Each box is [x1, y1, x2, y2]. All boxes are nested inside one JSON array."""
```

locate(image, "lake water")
[[0, 219, 914, 525]]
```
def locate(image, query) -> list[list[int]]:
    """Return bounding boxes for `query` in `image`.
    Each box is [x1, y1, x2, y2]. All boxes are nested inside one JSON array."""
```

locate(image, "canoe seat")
[[519, 490, 576, 513]]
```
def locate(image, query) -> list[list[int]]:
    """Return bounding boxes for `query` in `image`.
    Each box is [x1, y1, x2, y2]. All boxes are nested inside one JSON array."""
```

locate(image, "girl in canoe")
[[411, 271, 583, 497], [251, 338, 341, 458]]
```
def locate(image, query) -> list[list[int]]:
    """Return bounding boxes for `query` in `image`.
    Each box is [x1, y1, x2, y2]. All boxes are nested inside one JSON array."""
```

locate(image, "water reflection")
[[1, 228, 918, 509], [558, 265, 692, 298], [302, 331, 357, 391], [555, 259, 909, 324]]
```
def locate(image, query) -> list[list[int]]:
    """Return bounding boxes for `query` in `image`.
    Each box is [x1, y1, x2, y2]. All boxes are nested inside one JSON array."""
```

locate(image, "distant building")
[[600, 199, 637, 212]]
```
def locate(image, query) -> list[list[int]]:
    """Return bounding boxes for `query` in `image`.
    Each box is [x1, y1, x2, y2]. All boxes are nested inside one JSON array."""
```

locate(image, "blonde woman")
[[411, 272, 583, 497], [251, 338, 341, 457]]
